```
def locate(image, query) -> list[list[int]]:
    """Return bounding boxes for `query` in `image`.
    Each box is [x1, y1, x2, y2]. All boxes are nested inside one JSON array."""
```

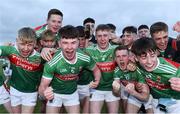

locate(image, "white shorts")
[[10, 87, 37, 107], [89, 89, 120, 102], [121, 84, 129, 100], [77, 85, 90, 100], [47, 91, 80, 107], [128, 94, 153, 109], [152, 98, 180, 113], [0, 85, 10, 104]]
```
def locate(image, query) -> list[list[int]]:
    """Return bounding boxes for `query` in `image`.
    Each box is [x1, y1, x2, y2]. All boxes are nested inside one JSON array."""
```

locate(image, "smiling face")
[[59, 38, 79, 61], [47, 14, 63, 33], [115, 49, 129, 71], [152, 31, 168, 51], [122, 32, 136, 48], [96, 30, 110, 50], [136, 51, 158, 72]]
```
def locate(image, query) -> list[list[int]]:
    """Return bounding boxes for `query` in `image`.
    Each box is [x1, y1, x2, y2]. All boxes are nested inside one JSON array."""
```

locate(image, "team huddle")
[[1, 8, 180, 114]]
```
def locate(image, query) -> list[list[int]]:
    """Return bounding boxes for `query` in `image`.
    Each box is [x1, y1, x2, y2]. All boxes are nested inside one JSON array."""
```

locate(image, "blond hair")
[[18, 27, 36, 43], [41, 29, 56, 40]]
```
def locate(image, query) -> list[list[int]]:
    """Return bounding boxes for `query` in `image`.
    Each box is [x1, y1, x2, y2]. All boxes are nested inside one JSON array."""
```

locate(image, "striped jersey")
[[85, 44, 117, 91], [42, 49, 96, 94], [141, 57, 180, 99], [0, 46, 44, 92], [34, 24, 60, 40], [113, 67, 145, 86]]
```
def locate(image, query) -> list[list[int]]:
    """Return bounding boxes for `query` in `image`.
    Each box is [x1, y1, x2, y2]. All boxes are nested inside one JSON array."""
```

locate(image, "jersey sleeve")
[[85, 55, 96, 71], [42, 62, 55, 79], [0, 46, 14, 57], [136, 67, 146, 83], [113, 67, 120, 80]]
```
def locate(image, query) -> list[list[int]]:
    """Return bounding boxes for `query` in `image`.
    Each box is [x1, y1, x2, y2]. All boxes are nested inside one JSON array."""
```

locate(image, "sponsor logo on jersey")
[[8, 54, 43, 71], [55, 73, 78, 81], [60, 69, 67, 73], [145, 78, 170, 90], [97, 61, 116, 72]]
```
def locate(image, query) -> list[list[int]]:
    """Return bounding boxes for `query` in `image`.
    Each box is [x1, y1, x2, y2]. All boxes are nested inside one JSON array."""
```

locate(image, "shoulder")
[[77, 49, 91, 62], [47, 50, 62, 67]]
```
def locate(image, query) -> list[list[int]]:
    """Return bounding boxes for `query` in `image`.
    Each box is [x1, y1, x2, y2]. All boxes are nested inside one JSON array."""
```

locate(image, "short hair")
[[96, 24, 111, 32], [131, 37, 157, 56], [114, 45, 129, 56], [122, 26, 137, 34], [150, 22, 168, 36], [76, 26, 86, 38], [41, 29, 56, 40], [138, 25, 149, 31], [107, 23, 116, 31], [18, 27, 36, 43], [83, 17, 95, 25], [47, 8, 63, 20], [59, 25, 79, 39]]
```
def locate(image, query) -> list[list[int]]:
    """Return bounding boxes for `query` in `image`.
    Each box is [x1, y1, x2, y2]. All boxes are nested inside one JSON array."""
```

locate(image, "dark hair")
[[138, 25, 149, 30], [96, 24, 111, 32], [150, 22, 168, 37], [47, 9, 63, 20], [59, 25, 79, 39], [122, 26, 137, 34], [114, 45, 129, 56], [83, 17, 95, 25], [76, 26, 86, 38], [131, 37, 157, 56], [107, 23, 116, 31]]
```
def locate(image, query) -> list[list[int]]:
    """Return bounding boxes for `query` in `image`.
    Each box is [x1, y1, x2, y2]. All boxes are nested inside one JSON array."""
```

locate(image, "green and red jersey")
[[113, 67, 145, 86], [42, 49, 96, 94], [34, 24, 60, 40], [85, 44, 117, 91], [0, 46, 44, 92], [141, 57, 180, 99]]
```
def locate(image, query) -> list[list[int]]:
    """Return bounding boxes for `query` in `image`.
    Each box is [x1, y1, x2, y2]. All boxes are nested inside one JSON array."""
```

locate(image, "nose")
[[160, 38, 165, 44], [146, 55, 151, 64], [24, 45, 28, 51]]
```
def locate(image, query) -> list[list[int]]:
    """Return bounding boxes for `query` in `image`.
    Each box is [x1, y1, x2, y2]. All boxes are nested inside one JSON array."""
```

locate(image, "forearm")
[[131, 91, 149, 101], [93, 66, 101, 82]]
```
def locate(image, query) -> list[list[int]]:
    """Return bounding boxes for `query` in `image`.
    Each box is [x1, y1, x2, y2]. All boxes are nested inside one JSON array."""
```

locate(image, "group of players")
[[1, 8, 180, 113]]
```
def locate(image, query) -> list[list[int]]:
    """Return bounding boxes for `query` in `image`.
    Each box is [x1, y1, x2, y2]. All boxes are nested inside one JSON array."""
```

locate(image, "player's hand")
[[112, 80, 121, 93], [44, 87, 54, 100], [169, 77, 180, 91], [135, 83, 143, 93], [125, 83, 135, 94], [89, 80, 99, 88], [41, 48, 56, 61], [173, 21, 180, 32]]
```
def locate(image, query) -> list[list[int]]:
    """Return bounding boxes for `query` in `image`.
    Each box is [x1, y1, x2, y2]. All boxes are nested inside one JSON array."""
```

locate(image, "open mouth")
[[119, 61, 126, 70]]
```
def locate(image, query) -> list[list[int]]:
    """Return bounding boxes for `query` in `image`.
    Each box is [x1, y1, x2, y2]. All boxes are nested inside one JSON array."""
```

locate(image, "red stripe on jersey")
[[8, 54, 43, 71], [34, 24, 47, 31], [145, 78, 170, 90], [172, 39, 177, 51], [164, 58, 180, 68], [54, 73, 79, 81], [97, 61, 116, 72]]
